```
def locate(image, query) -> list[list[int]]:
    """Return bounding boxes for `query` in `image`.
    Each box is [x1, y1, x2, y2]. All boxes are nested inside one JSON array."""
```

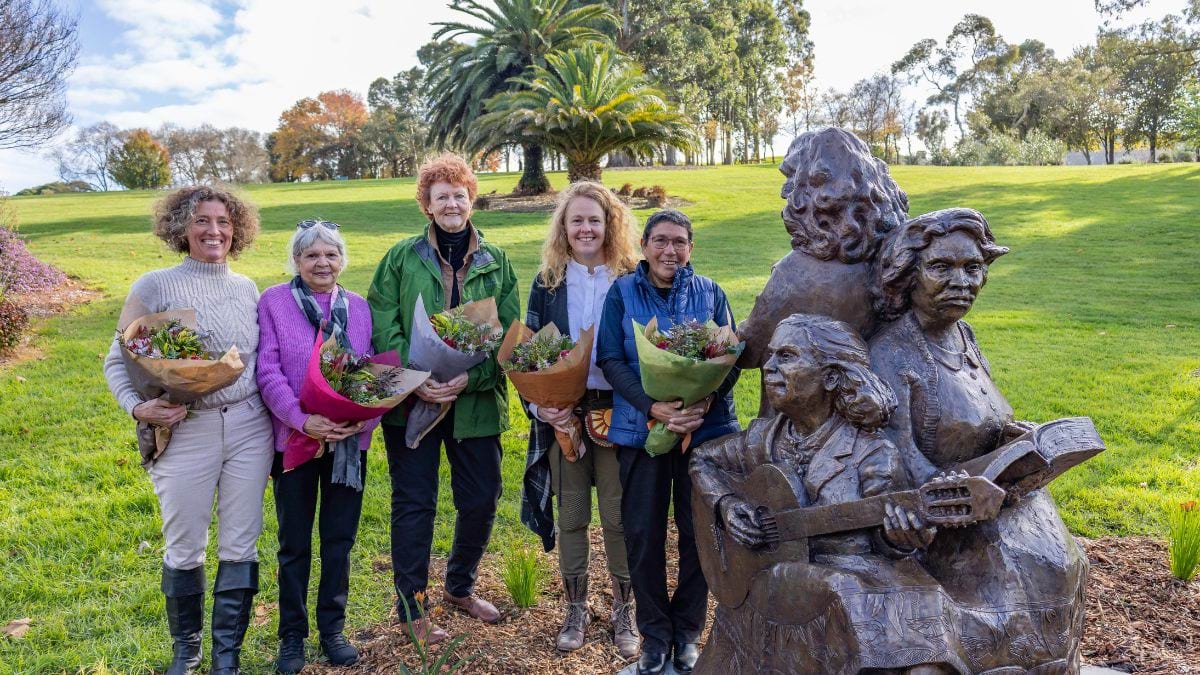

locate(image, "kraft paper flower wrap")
[[118, 308, 245, 467], [286, 333, 429, 488], [404, 294, 503, 448], [498, 320, 595, 461], [632, 317, 743, 456]]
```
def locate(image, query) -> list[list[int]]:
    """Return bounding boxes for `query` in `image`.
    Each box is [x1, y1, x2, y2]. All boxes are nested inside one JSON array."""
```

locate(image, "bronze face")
[[910, 230, 987, 325], [762, 324, 836, 424]]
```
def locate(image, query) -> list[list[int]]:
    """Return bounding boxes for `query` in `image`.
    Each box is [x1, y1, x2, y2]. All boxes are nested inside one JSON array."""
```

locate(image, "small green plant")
[[500, 546, 545, 608], [397, 592, 474, 674], [1168, 500, 1200, 582]]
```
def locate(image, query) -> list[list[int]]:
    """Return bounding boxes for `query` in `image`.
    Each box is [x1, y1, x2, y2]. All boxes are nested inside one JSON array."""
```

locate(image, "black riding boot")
[[162, 564, 205, 675], [210, 560, 259, 675]]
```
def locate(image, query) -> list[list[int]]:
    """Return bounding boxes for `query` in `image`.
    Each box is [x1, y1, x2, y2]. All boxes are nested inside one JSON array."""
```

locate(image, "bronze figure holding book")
[[692, 187, 1103, 673]]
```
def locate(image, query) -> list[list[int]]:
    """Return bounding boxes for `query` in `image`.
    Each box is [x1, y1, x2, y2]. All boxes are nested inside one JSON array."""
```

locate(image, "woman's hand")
[[440, 372, 469, 398], [883, 502, 937, 550], [651, 400, 706, 434], [303, 414, 342, 440], [324, 420, 366, 442], [132, 398, 187, 427], [537, 406, 576, 434], [719, 496, 767, 548], [416, 378, 455, 404]]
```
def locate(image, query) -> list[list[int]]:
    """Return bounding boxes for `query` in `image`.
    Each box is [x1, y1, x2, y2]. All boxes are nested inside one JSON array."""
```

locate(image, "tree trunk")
[[1149, 133, 1157, 163], [516, 143, 550, 195], [608, 150, 637, 167], [567, 159, 602, 183]]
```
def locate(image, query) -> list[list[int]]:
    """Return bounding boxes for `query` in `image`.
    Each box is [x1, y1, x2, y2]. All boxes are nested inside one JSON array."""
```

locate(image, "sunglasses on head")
[[296, 219, 340, 230]]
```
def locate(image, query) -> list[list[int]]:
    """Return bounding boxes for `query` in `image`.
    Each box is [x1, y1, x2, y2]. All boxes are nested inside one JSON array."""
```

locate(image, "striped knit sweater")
[[104, 256, 261, 414]]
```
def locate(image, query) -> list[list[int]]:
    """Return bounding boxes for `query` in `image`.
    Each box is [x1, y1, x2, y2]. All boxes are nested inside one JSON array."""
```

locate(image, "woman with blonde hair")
[[520, 180, 641, 656]]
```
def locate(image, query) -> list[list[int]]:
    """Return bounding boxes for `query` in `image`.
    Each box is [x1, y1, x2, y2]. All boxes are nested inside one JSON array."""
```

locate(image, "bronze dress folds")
[[869, 314, 1087, 674], [691, 415, 968, 674]]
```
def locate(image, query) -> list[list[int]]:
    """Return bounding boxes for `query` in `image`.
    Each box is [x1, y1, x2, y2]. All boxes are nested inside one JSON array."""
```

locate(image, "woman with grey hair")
[[256, 219, 377, 671], [103, 185, 271, 675]]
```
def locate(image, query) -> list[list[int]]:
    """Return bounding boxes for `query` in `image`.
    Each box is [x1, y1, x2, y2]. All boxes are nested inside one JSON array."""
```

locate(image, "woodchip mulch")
[[306, 532, 1198, 674]]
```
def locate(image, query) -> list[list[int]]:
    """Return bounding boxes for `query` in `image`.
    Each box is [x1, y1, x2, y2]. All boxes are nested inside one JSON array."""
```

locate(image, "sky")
[[0, 0, 1185, 192]]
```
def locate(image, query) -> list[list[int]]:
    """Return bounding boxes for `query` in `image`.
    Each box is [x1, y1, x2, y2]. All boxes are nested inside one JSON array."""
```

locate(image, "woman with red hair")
[[367, 154, 519, 643]]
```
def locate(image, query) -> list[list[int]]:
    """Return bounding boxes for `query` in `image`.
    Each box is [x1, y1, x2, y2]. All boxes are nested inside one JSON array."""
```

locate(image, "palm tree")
[[425, 0, 615, 194], [472, 44, 695, 183]]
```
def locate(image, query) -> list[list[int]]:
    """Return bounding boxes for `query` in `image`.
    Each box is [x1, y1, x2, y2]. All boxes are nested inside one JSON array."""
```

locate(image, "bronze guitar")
[[693, 466, 1006, 608]]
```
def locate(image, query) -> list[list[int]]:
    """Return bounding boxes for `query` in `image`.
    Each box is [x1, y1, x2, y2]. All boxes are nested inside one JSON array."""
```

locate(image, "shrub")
[[1118, 158, 1134, 164], [646, 185, 668, 207], [617, 183, 633, 196], [14, 181, 94, 196], [472, 194, 491, 210], [1169, 500, 1200, 582], [500, 545, 545, 608], [0, 295, 29, 354], [0, 226, 67, 294], [1173, 149, 1195, 162], [631, 186, 648, 198], [950, 130, 1065, 166], [1157, 153, 1172, 163]]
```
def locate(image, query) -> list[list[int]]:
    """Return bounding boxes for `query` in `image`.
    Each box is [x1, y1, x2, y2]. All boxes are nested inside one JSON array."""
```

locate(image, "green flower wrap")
[[632, 318, 742, 456]]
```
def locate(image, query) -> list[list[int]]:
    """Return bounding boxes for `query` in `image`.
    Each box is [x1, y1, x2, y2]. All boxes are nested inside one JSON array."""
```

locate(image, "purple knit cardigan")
[[256, 282, 380, 452]]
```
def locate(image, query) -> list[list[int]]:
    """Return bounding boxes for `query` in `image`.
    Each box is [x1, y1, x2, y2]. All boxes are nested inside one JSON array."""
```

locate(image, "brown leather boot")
[[555, 574, 591, 651], [611, 575, 640, 659]]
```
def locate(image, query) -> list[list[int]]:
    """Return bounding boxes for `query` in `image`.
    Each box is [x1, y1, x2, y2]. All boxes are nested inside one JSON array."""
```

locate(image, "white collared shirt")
[[565, 258, 612, 390]]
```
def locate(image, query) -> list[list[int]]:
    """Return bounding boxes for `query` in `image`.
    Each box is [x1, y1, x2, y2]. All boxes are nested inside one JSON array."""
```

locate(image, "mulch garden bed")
[[474, 190, 692, 213], [309, 532, 1197, 674]]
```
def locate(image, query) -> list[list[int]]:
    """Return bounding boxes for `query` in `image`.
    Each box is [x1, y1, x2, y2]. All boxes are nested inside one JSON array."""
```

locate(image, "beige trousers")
[[148, 395, 274, 570]]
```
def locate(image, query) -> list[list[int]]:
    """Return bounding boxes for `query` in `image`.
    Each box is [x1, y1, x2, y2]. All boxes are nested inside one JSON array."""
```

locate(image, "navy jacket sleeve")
[[598, 284, 656, 416], [712, 284, 742, 399]]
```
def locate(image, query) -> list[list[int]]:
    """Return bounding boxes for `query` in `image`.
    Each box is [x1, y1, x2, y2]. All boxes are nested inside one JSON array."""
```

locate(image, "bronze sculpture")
[[691, 180, 1104, 671], [867, 208, 1099, 673], [737, 128, 909, 416]]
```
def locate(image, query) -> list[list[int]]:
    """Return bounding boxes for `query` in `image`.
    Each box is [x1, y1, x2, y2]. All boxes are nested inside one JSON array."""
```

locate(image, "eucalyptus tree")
[[472, 44, 695, 182], [424, 0, 615, 193]]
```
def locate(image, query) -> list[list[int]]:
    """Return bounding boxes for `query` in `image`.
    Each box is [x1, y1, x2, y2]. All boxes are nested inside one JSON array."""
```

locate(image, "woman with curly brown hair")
[[103, 185, 272, 675], [519, 181, 641, 656]]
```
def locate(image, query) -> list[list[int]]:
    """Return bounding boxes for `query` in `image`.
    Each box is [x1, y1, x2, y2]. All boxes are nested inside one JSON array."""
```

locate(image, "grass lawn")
[[1, 163, 1198, 671]]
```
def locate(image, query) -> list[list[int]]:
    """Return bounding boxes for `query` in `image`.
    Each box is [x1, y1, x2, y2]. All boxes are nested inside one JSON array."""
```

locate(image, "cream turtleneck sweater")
[[104, 256, 261, 414]]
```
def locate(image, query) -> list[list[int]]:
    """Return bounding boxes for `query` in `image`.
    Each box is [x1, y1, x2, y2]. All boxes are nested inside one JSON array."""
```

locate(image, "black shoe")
[[320, 632, 360, 665], [636, 648, 670, 675], [275, 633, 306, 674], [210, 561, 259, 675], [162, 565, 205, 675], [672, 642, 699, 673]]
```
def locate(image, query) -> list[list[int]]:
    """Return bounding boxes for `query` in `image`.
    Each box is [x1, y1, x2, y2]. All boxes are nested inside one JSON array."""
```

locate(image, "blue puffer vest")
[[608, 262, 740, 448]]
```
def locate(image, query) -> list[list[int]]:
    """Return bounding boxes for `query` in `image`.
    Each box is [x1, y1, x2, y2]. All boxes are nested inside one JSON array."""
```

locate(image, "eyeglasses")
[[647, 236, 691, 251], [296, 219, 340, 230]]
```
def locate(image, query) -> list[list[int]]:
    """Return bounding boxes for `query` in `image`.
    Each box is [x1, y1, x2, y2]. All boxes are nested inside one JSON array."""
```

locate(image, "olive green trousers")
[[548, 438, 630, 580]]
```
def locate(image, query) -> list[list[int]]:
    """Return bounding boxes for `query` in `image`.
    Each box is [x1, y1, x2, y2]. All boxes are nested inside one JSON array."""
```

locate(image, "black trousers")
[[617, 444, 708, 653], [271, 450, 366, 638], [383, 416, 503, 614]]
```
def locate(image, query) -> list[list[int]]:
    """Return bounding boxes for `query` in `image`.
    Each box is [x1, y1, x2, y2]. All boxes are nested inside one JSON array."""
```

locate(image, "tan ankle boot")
[[611, 575, 640, 659], [556, 574, 591, 651]]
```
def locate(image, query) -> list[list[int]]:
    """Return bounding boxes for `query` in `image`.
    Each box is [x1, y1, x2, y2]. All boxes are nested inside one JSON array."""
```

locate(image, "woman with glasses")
[[367, 154, 519, 644], [103, 185, 270, 675], [596, 209, 741, 675], [256, 219, 375, 670]]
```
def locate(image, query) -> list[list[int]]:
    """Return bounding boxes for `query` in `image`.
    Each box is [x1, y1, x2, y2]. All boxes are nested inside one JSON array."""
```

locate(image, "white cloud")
[[68, 87, 135, 107]]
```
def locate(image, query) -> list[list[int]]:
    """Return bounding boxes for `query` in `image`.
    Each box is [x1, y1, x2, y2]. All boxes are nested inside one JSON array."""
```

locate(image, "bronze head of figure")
[[763, 314, 896, 434], [874, 207, 1009, 326], [779, 127, 909, 263]]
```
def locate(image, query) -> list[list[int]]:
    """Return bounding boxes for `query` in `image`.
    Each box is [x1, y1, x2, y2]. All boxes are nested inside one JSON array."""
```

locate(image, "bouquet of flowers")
[[117, 309, 245, 466], [404, 295, 503, 448], [498, 321, 594, 461], [287, 333, 430, 488], [633, 317, 742, 456]]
